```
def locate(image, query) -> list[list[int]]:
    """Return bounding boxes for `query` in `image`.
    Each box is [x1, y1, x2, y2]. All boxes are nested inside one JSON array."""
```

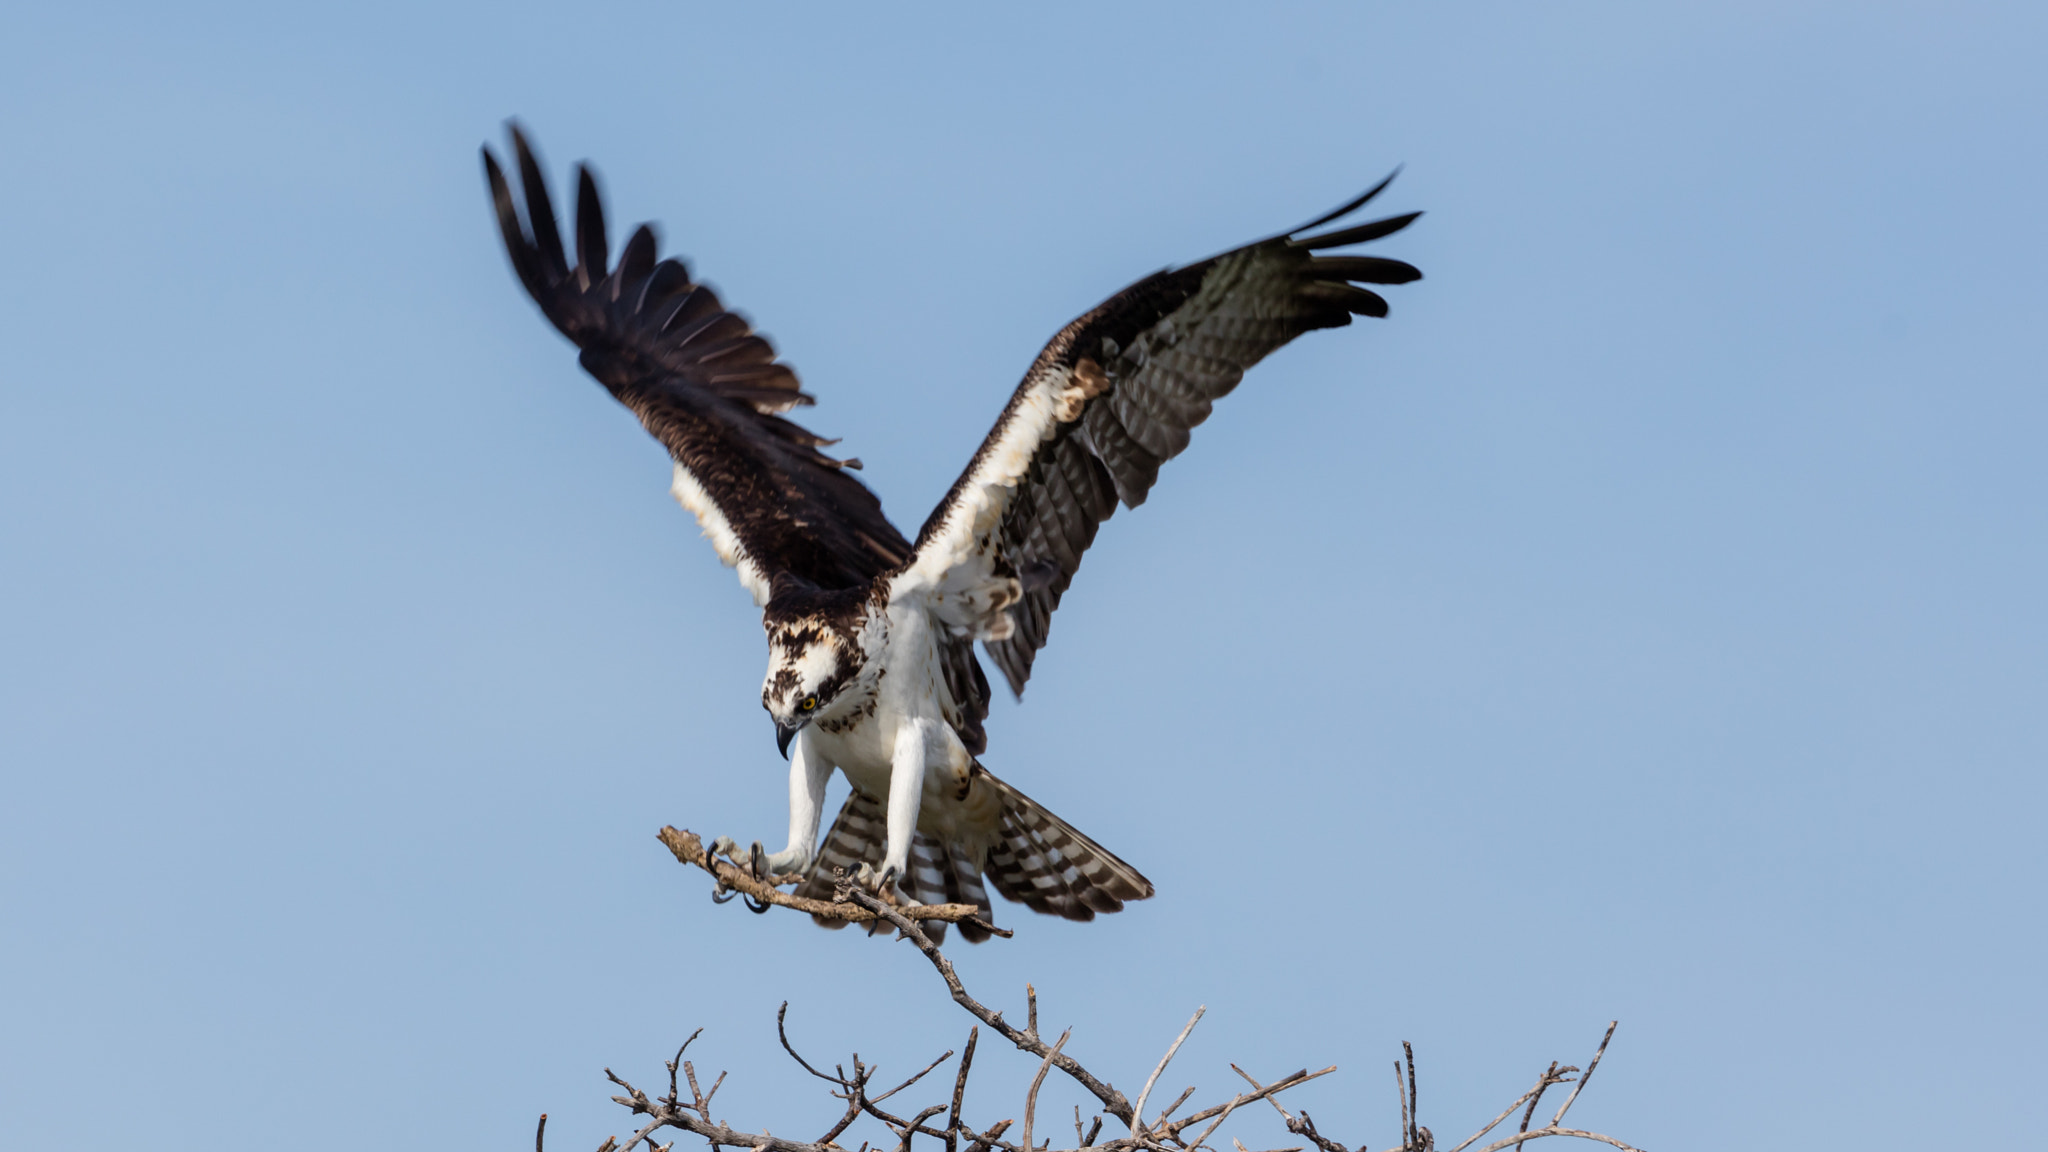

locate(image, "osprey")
[[484, 126, 1421, 940]]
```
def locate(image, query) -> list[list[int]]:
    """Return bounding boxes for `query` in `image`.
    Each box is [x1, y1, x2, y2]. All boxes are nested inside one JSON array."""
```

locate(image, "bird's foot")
[[759, 845, 811, 884], [708, 836, 805, 886], [854, 861, 904, 899]]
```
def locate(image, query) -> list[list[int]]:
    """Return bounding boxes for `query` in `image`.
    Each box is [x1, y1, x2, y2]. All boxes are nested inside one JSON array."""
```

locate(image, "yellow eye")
[[800, 696, 818, 712]]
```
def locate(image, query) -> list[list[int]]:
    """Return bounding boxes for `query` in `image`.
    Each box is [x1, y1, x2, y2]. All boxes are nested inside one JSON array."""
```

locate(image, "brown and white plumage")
[[896, 172, 1423, 692], [793, 768, 1152, 944], [484, 124, 1420, 939]]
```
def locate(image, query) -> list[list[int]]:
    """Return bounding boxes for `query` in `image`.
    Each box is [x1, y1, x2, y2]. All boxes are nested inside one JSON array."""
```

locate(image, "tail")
[[793, 769, 1153, 943], [793, 790, 997, 945], [975, 767, 1154, 921]]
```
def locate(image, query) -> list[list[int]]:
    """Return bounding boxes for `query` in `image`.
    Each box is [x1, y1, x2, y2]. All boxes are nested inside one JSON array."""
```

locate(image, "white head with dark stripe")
[[761, 589, 870, 756]]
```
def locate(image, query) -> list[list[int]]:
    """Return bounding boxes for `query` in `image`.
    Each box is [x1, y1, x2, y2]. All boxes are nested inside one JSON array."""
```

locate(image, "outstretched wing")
[[897, 176, 1423, 693], [484, 125, 911, 603]]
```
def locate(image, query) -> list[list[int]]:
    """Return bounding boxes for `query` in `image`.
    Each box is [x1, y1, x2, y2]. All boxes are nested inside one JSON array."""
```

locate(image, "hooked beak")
[[775, 719, 804, 759]]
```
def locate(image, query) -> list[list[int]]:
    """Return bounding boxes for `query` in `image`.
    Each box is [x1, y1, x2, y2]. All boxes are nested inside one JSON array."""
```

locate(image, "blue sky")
[[2, 3, 2042, 1149]]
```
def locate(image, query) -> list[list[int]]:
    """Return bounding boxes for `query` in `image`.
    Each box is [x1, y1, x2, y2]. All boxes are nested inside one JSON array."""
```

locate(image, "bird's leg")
[[878, 720, 928, 892], [762, 728, 830, 879]]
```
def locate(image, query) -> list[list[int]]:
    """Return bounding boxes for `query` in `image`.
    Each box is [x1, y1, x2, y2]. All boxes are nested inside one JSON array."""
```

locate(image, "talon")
[[853, 861, 901, 896], [709, 836, 739, 860], [748, 841, 768, 882]]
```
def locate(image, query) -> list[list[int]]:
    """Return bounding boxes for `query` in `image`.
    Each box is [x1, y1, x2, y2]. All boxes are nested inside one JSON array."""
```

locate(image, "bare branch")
[[580, 846, 1648, 1152], [1225, 1065, 1309, 1125], [660, 827, 1009, 934], [1446, 1065, 1556, 1152], [1393, 1062, 1408, 1151], [820, 1088, 866, 1148], [1548, 1025, 1616, 1130], [965, 1119, 1014, 1152], [948, 1028, 979, 1152], [843, 885, 1136, 1124], [902, 1105, 950, 1152], [818, 1057, 874, 1147], [1467, 1128, 1644, 1152], [620, 1115, 668, 1152], [1284, 1111, 1349, 1152], [1184, 1093, 1244, 1152], [778, 1004, 848, 1086], [1404, 1043, 1419, 1152], [1021, 1030, 1071, 1152], [1151, 1086, 1197, 1128], [1132, 1008, 1205, 1136], [875, 1049, 957, 1104], [860, 1091, 953, 1144]]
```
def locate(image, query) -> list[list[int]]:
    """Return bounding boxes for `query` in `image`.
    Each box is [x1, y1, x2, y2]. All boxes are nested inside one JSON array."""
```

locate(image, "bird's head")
[[761, 616, 863, 757]]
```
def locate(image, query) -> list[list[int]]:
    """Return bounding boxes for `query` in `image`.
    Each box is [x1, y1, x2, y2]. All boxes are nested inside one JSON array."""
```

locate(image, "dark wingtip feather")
[[508, 123, 567, 279], [574, 164, 607, 290], [1288, 165, 1404, 235], [1341, 286, 1390, 317], [1346, 288, 1389, 317], [1306, 255, 1423, 284], [482, 148, 544, 300], [1301, 282, 1389, 317], [481, 148, 516, 241], [617, 224, 657, 291], [1296, 210, 1424, 251], [481, 145, 506, 199]]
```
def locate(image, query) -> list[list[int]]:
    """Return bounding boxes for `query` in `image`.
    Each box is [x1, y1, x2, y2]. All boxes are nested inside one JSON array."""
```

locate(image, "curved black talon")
[[743, 842, 774, 913], [739, 842, 773, 912]]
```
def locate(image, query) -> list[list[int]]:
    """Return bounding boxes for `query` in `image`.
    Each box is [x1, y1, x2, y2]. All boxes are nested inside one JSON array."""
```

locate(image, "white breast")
[[808, 596, 973, 818]]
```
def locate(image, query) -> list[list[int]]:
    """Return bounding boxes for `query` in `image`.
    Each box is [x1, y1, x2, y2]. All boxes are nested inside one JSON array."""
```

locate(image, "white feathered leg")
[[764, 727, 831, 876], [878, 719, 928, 890]]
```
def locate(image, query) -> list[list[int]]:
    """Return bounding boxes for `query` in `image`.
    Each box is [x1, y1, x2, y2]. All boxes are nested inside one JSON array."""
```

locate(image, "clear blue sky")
[[3, 3, 2042, 1149]]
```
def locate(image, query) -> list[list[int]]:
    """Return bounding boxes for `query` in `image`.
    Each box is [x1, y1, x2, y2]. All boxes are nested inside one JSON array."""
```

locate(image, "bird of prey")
[[484, 126, 1421, 941]]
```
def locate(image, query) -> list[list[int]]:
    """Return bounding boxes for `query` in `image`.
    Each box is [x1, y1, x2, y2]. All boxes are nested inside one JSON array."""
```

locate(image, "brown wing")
[[901, 175, 1423, 694], [484, 125, 911, 602]]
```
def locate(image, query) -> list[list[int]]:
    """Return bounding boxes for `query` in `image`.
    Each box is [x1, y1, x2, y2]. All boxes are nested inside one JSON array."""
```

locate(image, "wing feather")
[[901, 175, 1423, 693], [485, 125, 911, 602], [1078, 404, 1165, 506]]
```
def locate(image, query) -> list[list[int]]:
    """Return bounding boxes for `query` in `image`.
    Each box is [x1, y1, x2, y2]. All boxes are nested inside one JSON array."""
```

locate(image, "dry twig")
[[1132, 1009, 1205, 1137], [541, 862, 1648, 1152], [1021, 1030, 1070, 1152], [658, 827, 1009, 935]]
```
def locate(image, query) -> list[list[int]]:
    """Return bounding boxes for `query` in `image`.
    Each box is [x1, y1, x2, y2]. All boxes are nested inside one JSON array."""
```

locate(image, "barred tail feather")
[[794, 791, 995, 944], [794, 790, 885, 931], [904, 834, 995, 945], [793, 770, 1151, 941], [978, 769, 1154, 921]]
